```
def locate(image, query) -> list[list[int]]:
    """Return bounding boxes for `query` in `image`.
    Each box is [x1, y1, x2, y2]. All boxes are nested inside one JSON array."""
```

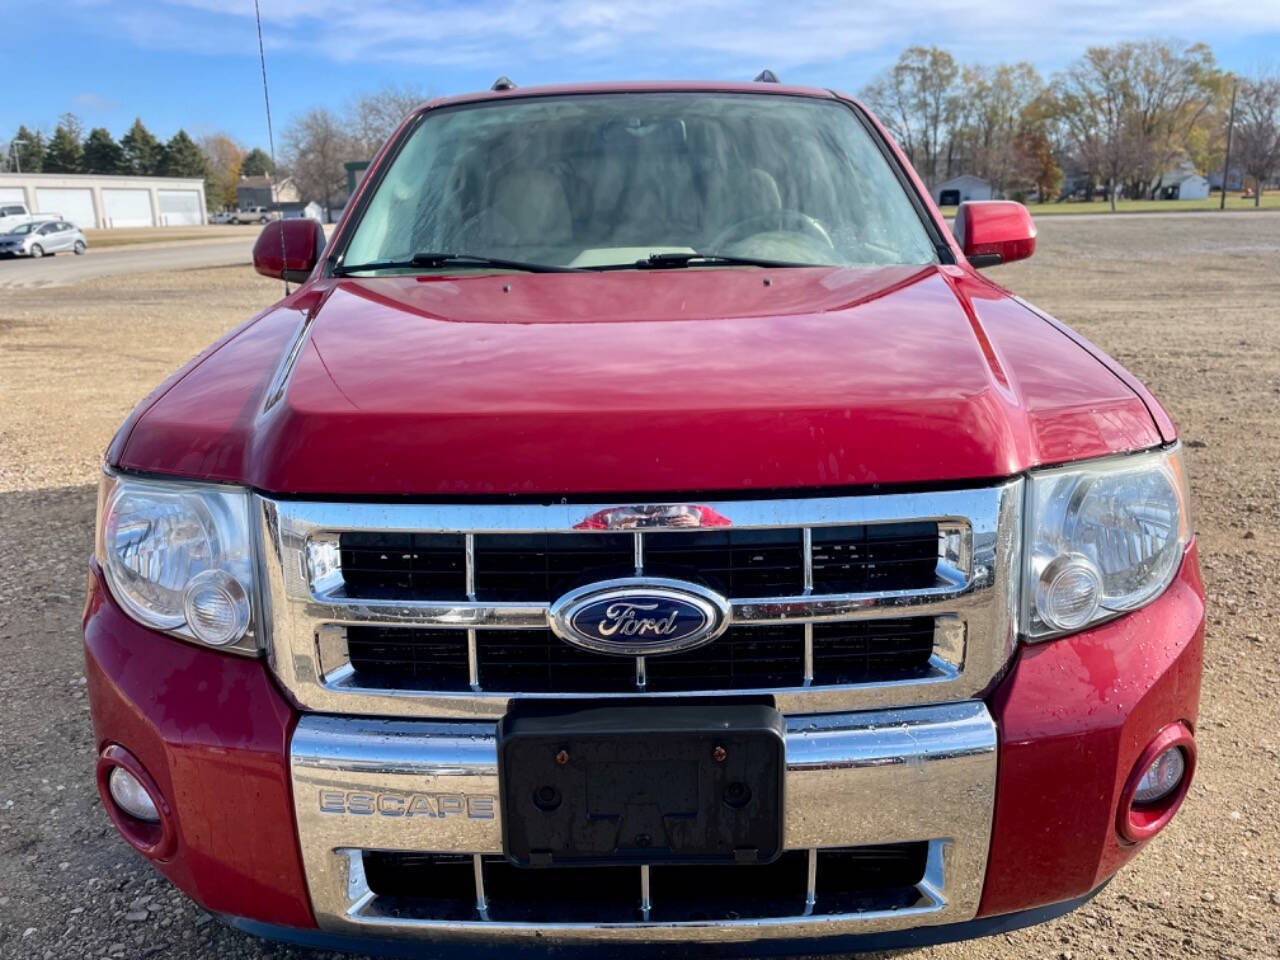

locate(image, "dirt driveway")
[[1, 214, 1277, 959]]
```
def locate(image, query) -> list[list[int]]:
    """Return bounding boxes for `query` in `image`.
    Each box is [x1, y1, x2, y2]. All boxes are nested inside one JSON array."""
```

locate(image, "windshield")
[[8, 223, 36, 235], [341, 93, 938, 273]]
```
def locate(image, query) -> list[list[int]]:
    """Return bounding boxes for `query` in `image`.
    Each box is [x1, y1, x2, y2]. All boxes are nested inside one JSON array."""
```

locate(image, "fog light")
[[108, 767, 160, 823], [1134, 747, 1186, 805], [1036, 555, 1101, 631], [182, 569, 250, 646], [97, 745, 176, 859], [1118, 722, 1196, 843]]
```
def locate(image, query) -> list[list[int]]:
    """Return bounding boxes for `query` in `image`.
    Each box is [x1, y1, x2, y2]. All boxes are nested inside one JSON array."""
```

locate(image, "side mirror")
[[253, 219, 326, 283], [953, 201, 1036, 268]]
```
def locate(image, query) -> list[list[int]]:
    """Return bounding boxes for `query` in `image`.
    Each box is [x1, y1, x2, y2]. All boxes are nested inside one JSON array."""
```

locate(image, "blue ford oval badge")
[[549, 578, 731, 657]]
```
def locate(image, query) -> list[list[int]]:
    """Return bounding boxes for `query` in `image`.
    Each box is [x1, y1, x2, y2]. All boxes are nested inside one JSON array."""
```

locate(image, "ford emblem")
[[549, 578, 731, 657]]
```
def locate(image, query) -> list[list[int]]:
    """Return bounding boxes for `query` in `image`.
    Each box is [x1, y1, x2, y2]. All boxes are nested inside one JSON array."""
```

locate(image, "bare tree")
[[1235, 71, 1280, 206], [1056, 45, 1142, 210], [199, 133, 245, 210], [1054, 41, 1223, 210], [346, 84, 429, 160], [861, 47, 959, 186], [282, 108, 355, 217], [1124, 42, 1223, 199], [954, 62, 1045, 196]]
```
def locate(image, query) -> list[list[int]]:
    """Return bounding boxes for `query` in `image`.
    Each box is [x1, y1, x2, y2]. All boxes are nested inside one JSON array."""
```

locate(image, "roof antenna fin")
[[491, 76, 517, 91], [754, 69, 780, 83]]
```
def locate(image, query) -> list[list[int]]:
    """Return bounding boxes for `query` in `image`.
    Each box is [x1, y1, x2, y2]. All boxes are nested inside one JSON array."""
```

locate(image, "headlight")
[[1023, 445, 1190, 640], [95, 470, 259, 653]]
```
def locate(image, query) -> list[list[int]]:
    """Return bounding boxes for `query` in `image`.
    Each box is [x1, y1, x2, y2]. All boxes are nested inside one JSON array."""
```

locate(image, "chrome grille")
[[342, 620, 937, 693], [335, 524, 941, 604], [260, 483, 1021, 719]]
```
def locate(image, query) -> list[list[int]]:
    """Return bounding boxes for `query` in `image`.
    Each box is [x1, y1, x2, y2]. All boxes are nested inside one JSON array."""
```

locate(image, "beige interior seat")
[[457, 169, 575, 250]]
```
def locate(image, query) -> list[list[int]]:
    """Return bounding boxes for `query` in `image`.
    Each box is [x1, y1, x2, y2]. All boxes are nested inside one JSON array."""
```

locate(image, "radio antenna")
[[254, 0, 289, 294]]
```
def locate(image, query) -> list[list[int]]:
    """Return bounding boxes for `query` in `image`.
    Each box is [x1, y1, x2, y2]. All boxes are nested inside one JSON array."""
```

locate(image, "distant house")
[[235, 175, 300, 210], [1159, 174, 1210, 201], [344, 160, 371, 197], [279, 201, 324, 221], [1208, 166, 1244, 192], [932, 175, 992, 206]]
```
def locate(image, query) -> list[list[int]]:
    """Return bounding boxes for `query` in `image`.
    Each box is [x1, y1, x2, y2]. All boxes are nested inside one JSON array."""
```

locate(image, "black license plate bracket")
[[499, 704, 785, 868]]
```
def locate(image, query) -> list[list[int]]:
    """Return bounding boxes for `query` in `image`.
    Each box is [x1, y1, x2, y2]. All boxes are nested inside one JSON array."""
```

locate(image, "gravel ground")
[[1, 215, 1278, 959]]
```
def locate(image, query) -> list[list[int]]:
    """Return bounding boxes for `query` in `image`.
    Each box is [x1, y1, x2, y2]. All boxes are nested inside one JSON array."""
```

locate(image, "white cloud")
[[70, 0, 1280, 80], [72, 92, 120, 112]]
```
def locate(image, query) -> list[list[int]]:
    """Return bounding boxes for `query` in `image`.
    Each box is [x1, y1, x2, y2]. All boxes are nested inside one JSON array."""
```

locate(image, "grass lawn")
[[937, 194, 1280, 217], [82, 225, 261, 248]]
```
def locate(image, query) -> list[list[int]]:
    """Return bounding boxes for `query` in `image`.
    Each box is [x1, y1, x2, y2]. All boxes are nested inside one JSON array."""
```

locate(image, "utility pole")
[[9, 138, 25, 174], [1220, 79, 1238, 211]]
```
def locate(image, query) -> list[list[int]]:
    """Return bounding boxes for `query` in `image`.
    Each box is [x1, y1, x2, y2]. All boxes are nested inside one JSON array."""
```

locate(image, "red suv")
[[85, 82, 1201, 956]]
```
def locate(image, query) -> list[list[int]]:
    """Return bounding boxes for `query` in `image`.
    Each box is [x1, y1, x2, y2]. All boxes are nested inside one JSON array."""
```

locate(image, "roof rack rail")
[[491, 76, 517, 91], [754, 69, 780, 83]]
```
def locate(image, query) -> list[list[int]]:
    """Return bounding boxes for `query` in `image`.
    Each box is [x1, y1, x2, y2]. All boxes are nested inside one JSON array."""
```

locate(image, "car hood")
[[114, 265, 1169, 496]]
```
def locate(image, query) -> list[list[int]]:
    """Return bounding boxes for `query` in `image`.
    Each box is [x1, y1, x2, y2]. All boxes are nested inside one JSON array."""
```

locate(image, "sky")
[[6, 0, 1280, 151]]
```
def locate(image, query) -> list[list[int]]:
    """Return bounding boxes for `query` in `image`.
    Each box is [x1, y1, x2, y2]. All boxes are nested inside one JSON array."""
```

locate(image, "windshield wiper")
[[625, 252, 820, 269], [336, 252, 581, 276]]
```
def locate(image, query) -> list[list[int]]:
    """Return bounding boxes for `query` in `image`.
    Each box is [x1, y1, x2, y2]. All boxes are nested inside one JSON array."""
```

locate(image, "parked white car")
[[0, 219, 88, 258]]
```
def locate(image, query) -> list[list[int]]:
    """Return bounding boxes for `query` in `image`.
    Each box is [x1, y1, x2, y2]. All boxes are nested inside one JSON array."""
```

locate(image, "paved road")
[[0, 236, 255, 290], [1, 210, 1272, 291], [1024, 207, 1280, 222]]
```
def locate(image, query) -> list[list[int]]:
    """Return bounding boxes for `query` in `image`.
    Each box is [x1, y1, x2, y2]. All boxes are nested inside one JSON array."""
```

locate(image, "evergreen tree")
[[9, 125, 44, 172], [240, 147, 274, 177], [120, 118, 163, 175], [43, 115, 84, 173], [161, 130, 209, 178], [82, 127, 126, 174]]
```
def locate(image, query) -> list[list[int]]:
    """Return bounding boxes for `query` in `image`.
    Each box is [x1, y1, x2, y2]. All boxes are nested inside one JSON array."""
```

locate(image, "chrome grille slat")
[[263, 483, 1022, 719], [298, 580, 975, 629]]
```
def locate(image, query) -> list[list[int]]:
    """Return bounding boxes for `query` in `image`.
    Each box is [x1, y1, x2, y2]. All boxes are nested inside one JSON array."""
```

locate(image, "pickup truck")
[[85, 81, 1203, 956], [0, 201, 59, 232], [227, 205, 279, 224]]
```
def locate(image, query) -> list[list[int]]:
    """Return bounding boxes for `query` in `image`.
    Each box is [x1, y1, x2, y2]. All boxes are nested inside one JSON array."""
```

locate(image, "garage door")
[[0, 187, 25, 206], [102, 189, 153, 228], [35, 188, 97, 228], [157, 190, 202, 226]]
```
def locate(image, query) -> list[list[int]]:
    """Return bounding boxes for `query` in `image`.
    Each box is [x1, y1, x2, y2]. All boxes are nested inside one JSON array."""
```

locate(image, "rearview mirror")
[[253, 219, 326, 283], [953, 201, 1036, 268]]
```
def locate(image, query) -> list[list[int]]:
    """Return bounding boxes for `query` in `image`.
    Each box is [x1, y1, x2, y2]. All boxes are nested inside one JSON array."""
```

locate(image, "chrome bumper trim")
[[291, 702, 997, 942]]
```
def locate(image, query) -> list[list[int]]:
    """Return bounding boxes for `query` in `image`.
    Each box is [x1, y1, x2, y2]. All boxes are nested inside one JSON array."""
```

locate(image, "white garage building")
[[1160, 174, 1210, 201], [931, 174, 994, 207], [0, 172, 207, 229]]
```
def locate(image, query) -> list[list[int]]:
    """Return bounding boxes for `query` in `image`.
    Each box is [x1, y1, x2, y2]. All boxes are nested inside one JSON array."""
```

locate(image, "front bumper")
[[83, 543, 1204, 950], [290, 703, 995, 943]]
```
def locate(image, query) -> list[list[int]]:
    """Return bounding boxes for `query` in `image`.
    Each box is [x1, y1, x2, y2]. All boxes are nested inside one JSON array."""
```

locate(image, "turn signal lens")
[[108, 767, 160, 823], [1035, 555, 1102, 632], [1133, 747, 1186, 805], [183, 569, 251, 646]]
